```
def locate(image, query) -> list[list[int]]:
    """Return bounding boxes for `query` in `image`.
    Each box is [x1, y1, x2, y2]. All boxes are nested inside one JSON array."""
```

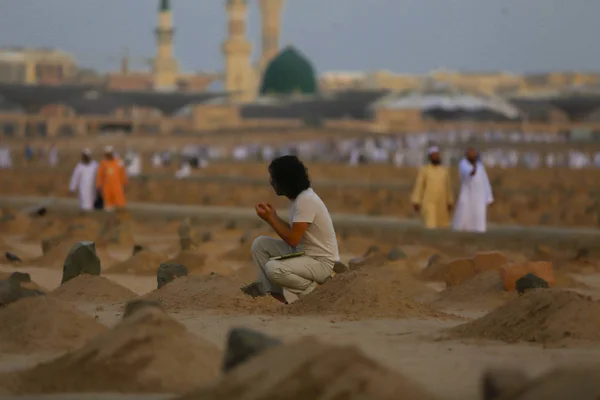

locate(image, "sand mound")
[[25, 240, 80, 268], [163, 249, 207, 273], [24, 218, 67, 241], [433, 271, 516, 309], [286, 269, 452, 321], [179, 337, 437, 400], [64, 218, 102, 241], [0, 296, 106, 353], [449, 289, 600, 346], [50, 274, 137, 303], [145, 274, 279, 315], [5, 307, 222, 394], [0, 272, 47, 292], [104, 250, 167, 275]]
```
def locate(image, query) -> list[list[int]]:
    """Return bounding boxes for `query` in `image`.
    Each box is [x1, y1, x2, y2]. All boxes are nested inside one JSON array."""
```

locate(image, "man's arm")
[[267, 217, 309, 248], [411, 167, 426, 210], [458, 159, 475, 180], [69, 165, 81, 193]]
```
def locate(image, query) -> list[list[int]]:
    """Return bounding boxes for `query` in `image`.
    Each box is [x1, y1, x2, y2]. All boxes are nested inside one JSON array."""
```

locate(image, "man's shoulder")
[[295, 188, 321, 204]]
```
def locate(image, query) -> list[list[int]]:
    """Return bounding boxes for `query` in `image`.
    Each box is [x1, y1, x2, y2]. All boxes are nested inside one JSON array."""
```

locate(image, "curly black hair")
[[268, 155, 311, 199]]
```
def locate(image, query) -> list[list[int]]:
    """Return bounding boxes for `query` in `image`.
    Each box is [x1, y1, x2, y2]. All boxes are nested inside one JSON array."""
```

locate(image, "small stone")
[[0, 279, 44, 307], [201, 231, 213, 242], [225, 220, 237, 230], [222, 328, 282, 373], [132, 244, 146, 256], [177, 218, 192, 238], [61, 241, 101, 284], [482, 368, 529, 400], [41, 235, 64, 255], [95, 305, 104, 311], [32, 207, 47, 217], [157, 263, 188, 289], [427, 254, 442, 268], [123, 299, 164, 318], [574, 248, 590, 260], [239, 231, 252, 245], [5, 252, 22, 263], [180, 236, 193, 251], [8, 272, 31, 283], [387, 246, 407, 261], [501, 261, 554, 291], [515, 273, 549, 295]]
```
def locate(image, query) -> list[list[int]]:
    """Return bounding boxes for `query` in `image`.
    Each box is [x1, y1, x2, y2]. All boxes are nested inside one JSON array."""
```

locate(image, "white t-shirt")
[[289, 188, 340, 267]]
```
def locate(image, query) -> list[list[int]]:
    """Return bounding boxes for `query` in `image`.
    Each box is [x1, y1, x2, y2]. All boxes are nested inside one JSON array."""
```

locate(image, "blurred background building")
[[0, 47, 77, 85]]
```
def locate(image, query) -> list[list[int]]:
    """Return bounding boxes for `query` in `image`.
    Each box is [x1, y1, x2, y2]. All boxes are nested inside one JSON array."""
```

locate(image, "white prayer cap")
[[427, 146, 440, 155], [104, 145, 114, 154], [82, 148, 92, 156]]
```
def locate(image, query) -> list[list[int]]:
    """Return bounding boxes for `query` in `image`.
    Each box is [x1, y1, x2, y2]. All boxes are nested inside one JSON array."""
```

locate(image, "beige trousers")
[[251, 236, 333, 295]]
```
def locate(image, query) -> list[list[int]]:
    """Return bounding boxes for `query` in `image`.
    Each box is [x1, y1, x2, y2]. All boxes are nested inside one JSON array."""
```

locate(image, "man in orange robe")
[[96, 146, 127, 211]]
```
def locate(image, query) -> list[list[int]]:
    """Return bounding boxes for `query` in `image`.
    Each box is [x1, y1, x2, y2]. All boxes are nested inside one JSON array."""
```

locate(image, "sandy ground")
[[2, 216, 600, 400]]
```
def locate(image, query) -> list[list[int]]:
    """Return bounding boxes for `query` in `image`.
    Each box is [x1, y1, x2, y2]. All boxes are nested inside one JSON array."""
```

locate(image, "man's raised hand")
[[255, 203, 276, 221]]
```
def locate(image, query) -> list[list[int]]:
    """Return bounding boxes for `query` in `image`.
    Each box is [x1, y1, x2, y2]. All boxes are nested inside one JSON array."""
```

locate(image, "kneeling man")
[[242, 155, 339, 304]]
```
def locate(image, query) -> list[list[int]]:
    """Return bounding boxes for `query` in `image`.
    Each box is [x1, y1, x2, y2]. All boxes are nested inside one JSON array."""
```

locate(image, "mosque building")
[[220, 0, 320, 102], [105, 0, 316, 102], [259, 46, 318, 96], [106, 0, 218, 92]]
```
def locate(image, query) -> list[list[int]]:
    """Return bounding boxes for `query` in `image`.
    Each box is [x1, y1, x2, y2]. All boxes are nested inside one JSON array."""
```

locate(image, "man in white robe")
[[0, 142, 11, 169], [151, 153, 163, 168], [452, 148, 494, 233], [69, 149, 98, 211], [48, 143, 59, 167], [175, 162, 192, 179], [125, 151, 142, 177]]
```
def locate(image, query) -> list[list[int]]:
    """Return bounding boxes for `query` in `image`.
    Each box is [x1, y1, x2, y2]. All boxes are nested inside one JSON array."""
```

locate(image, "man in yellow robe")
[[411, 146, 454, 229]]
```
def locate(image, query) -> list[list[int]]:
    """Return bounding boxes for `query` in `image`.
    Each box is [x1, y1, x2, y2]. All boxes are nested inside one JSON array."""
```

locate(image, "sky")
[[0, 0, 598, 75]]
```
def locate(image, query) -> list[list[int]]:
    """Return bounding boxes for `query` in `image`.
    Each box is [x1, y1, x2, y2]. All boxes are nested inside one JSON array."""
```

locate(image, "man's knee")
[[251, 235, 270, 256], [265, 260, 286, 281]]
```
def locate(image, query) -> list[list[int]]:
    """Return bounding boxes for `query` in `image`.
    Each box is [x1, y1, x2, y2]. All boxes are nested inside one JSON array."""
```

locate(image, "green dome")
[[259, 46, 318, 95]]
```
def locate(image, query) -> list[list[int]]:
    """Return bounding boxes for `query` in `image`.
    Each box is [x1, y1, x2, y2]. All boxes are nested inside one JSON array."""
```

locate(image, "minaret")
[[153, 0, 179, 91], [259, 0, 284, 70], [222, 0, 253, 102]]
